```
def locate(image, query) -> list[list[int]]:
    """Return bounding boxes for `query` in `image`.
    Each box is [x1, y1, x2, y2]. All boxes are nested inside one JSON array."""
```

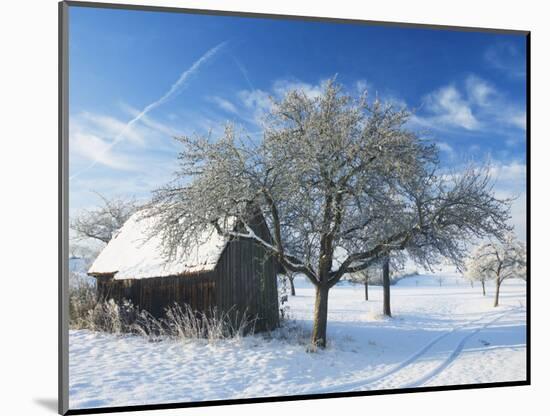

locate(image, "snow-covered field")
[[69, 272, 527, 410]]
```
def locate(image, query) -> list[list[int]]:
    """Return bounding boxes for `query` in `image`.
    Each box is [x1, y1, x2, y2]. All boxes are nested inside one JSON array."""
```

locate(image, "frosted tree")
[[71, 193, 139, 244], [467, 235, 527, 307], [148, 79, 511, 348], [465, 257, 489, 296]]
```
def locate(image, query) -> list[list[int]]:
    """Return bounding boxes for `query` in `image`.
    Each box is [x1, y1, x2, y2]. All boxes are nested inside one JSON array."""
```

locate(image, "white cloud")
[[484, 43, 526, 79], [414, 75, 526, 134], [489, 161, 527, 241], [237, 78, 326, 119], [502, 108, 526, 130], [139, 114, 180, 138], [69, 114, 141, 171], [69, 107, 184, 172], [272, 79, 323, 99], [71, 130, 134, 171], [237, 89, 273, 125], [239, 89, 272, 111], [80, 112, 146, 146], [120, 102, 181, 138], [68, 157, 178, 217], [436, 141, 455, 156], [208, 96, 239, 114], [423, 85, 480, 130], [509, 191, 527, 241], [465, 75, 496, 107], [488, 160, 526, 183], [465, 76, 526, 131]]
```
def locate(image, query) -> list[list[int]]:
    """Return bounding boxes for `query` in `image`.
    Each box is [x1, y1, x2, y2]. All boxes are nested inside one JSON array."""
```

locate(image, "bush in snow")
[[162, 304, 257, 342], [131, 303, 258, 343], [69, 271, 98, 329], [131, 309, 166, 342], [79, 299, 138, 334], [72, 296, 258, 343], [70, 270, 139, 333], [68, 244, 102, 329]]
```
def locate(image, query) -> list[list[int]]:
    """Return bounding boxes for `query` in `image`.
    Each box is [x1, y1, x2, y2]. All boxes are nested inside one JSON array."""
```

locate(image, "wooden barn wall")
[[215, 238, 280, 331], [96, 273, 216, 318]]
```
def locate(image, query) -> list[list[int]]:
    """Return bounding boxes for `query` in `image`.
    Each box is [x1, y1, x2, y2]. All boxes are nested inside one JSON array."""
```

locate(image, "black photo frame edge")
[[58, 1, 531, 414]]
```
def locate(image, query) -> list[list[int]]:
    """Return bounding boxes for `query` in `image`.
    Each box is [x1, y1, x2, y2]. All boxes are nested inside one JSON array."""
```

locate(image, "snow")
[[88, 212, 233, 279], [69, 272, 526, 410]]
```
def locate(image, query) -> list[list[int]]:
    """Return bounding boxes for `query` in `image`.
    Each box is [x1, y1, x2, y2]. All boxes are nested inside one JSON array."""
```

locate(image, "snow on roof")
[[88, 212, 234, 280]]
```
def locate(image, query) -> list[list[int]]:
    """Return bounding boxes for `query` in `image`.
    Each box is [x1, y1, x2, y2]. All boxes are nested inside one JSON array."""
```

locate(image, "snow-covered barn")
[[88, 210, 280, 331]]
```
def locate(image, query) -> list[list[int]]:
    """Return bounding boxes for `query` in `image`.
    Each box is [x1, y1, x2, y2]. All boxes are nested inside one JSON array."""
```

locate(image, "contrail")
[[70, 41, 227, 180], [231, 55, 255, 90]]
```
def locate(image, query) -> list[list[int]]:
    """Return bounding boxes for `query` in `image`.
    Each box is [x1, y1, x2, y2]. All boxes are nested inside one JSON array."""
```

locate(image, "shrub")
[[82, 299, 138, 334], [71, 294, 257, 343], [162, 304, 256, 342], [68, 272, 97, 329]]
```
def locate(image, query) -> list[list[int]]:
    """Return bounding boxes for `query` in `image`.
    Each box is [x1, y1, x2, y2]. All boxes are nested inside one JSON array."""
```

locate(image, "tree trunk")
[[289, 277, 296, 296], [364, 278, 369, 301], [494, 279, 501, 307], [382, 257, 391, 317], [311, 284, 329, 349], [481, 280, 486, 296]]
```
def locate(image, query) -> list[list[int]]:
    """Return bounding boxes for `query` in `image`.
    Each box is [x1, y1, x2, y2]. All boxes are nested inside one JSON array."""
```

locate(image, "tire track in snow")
[[401, 308, 517, 388], [309, 308, 517, 395]]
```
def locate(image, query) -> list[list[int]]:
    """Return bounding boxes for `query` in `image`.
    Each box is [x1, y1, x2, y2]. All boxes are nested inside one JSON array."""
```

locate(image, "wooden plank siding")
[[214, 237, 279, 331], [96, 273, 216, 318]]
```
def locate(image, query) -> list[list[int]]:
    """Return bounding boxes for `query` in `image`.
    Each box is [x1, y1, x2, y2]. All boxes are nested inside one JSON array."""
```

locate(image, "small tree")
[[467, 235, 526, 307], [148, 80, 511, 348], [347, 252, 406, 313], [347, 266, 375, 301], [286, 271, 297, 296], [71, 193, 139, 244], [464, 263, 489, 296], [361, 269, 370, 301]]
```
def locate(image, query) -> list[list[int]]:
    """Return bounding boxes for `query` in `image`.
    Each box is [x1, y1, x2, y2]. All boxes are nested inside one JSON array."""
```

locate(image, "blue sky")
[[68, 5, 527, 239]]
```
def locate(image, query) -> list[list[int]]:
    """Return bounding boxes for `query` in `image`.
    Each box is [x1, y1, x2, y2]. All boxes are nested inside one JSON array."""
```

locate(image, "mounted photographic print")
[[59, 1, 530, 414]]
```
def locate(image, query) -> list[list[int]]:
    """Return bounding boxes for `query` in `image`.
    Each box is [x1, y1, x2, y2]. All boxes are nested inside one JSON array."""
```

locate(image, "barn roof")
[[88, 211, 234, 280]]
